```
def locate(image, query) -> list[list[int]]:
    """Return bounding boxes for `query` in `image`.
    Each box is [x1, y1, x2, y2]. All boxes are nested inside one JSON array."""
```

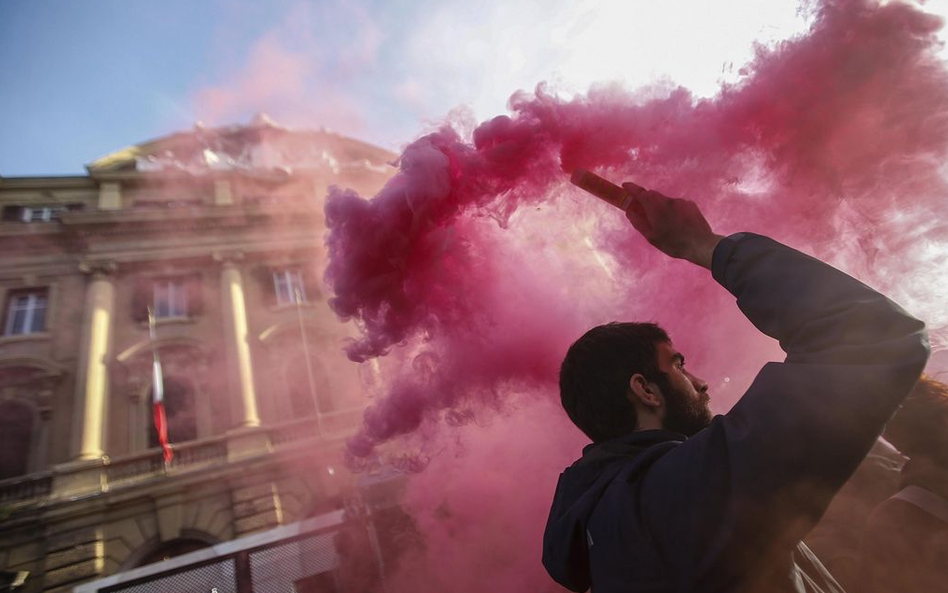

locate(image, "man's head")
[[559, 322, 712, 442], [884, 374, 948, 467]]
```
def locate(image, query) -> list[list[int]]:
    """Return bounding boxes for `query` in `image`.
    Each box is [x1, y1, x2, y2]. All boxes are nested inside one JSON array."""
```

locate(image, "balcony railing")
[[105, 435, 229, 487], [0, 471, 52, 507], [269, 408, 364, 448], [319, 407, 365, 436], [0, 407, 366, 509]]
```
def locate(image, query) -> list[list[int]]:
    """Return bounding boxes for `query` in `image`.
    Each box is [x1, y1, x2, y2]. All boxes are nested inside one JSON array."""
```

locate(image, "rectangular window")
[[153, 279, 188, 319], [3, 289, 48, 336], [21, 206, 64, 222], [273, 268, 306, 305], [3, 204, 82, 223]]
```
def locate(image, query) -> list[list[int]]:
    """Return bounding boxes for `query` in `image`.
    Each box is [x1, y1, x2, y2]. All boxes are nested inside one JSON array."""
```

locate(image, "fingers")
[[625, 204, 650, 236], [617, 181, 719, 266], [636, 190, 667, 210], [622, 181, 650, 235], [625, 189, 662, 238]]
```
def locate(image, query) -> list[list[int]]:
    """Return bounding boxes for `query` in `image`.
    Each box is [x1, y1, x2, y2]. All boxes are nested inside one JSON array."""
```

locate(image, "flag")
[[152, 358, 173, 464], [148, 308, 173, 464]]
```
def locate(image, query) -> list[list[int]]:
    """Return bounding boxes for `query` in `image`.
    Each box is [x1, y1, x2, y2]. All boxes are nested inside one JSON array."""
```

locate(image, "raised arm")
[[623, 186, 929, 590]]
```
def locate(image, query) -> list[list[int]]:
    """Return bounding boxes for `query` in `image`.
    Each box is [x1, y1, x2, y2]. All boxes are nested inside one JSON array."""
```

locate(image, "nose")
[[687, 371, 708, 394]]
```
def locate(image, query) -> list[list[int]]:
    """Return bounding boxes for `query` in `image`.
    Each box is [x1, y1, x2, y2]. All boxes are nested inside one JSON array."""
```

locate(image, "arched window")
[[148, 377, 197, 448], [0, 400, 34, 479], [136, 538, 213, 567]]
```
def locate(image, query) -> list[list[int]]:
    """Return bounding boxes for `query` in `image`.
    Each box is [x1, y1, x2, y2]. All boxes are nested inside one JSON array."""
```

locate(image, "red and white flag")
[[152, 358, 173, 464], [149, 309, 173, 464]]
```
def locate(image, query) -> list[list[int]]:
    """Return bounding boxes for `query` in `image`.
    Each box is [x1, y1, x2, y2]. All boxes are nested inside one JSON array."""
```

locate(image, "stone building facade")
[[0, 118, 401, 592]]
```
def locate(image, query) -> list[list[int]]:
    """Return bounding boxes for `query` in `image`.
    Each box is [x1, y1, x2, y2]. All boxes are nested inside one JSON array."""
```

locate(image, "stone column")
[[216, 253, 261, 428], [70, 262, 116, 461]]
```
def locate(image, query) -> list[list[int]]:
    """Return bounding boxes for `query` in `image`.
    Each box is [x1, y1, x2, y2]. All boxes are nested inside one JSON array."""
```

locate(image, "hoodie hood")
[[542, 430, 683, 592]]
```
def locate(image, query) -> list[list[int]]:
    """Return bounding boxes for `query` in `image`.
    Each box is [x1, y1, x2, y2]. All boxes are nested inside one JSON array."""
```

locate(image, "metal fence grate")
[[249, 532, 339, 593], [106, 558, 237, 593], [87, 512, 354, 593]]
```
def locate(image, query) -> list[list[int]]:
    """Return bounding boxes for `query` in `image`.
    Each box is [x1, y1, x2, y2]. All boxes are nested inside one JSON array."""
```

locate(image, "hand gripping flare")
[[570, 168, 646, 216]]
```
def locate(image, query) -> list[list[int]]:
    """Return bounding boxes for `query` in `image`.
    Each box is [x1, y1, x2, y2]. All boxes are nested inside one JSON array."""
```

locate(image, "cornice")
[[0, 175, 96, 190], [0, 230, 321, 275], [87, 168, 308, 184], [0, 239, 320, 280], [78, 260, 118, 277], [116, 336, 213, 366], [76, 239, 319, 269], [58, 202, 321, 233], [0, 262, 83, 280]]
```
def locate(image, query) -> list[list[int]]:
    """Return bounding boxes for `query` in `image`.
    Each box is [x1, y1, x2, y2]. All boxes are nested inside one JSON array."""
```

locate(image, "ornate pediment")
[[86, 114, 395, 178]]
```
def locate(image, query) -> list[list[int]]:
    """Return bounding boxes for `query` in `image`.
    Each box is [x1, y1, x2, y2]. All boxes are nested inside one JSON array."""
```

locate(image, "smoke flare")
[[326, 0, 948, 469]]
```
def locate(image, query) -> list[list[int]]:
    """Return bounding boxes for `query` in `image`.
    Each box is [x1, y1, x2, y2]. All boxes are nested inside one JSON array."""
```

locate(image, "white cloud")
[[396, 0, 812, 128]]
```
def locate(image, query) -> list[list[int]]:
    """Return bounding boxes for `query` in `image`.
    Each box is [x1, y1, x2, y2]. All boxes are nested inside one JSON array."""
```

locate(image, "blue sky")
[[1, 0, 945, 176], [1, 2, 220, 175]]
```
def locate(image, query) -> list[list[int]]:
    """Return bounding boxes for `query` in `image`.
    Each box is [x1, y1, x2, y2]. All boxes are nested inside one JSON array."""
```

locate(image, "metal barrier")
[[77, 512, 347, 593], [103, 558, 239, 593]]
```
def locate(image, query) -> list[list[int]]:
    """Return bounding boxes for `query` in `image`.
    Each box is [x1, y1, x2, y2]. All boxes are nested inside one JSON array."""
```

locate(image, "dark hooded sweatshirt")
[[543, 233, 930, 593]]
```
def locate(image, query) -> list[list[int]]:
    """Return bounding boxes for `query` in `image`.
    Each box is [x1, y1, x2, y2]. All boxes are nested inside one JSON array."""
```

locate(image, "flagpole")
[[295, 287, 323, 438], [148, 307, 173, 470]]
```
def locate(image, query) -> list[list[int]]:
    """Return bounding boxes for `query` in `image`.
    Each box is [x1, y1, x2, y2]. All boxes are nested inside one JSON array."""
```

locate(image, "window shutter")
[[187, 274, 204, 316], [131, 278, 150, 322]]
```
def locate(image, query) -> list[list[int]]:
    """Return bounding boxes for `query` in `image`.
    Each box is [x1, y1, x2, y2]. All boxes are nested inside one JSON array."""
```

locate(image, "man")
[[542, 185, 929, 592]]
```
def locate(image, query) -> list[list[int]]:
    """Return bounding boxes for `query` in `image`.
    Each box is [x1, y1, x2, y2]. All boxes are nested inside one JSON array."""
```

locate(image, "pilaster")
[[71, 261, 117, 461], [97, 182, 122, 210], [42, 525, 104, 592], [214, 252, 261, 428], [230, 479, 283, 536]]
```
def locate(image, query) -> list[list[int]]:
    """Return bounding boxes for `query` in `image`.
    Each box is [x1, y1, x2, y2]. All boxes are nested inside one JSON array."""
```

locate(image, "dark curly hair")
[[559, 322, 670, 442]]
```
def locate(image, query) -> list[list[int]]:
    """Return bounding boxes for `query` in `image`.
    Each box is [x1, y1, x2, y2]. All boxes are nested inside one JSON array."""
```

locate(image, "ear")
[[629, 373, 662, 408]]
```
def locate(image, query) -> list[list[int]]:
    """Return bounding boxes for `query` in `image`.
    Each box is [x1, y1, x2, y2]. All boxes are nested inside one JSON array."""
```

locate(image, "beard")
[[654, 373, 713, 437]]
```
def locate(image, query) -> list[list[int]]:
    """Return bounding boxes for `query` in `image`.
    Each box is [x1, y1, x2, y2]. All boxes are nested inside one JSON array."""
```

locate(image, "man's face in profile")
[[654, 341, 713, 436]]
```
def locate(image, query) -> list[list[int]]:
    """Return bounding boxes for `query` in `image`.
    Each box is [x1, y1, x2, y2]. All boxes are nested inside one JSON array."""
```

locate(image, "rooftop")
[[86, 114, 396, 177]]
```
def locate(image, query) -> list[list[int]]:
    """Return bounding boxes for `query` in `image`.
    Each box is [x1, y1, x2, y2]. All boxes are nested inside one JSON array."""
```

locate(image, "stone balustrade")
[[105, 435, 229, 487], [0, 408, 366, 508], [268, 407, 365, 448], [0, 472, 53, 507]]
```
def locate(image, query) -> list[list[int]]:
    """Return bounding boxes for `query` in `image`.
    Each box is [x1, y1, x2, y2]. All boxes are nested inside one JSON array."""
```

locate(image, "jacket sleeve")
[[639, 233, 929, 592]]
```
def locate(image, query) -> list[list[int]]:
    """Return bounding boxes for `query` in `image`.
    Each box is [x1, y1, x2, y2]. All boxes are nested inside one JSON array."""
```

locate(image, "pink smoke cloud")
[[327, 0, 948, 471], [386, 393, 584, 593], [191, 1, 376, 132]]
